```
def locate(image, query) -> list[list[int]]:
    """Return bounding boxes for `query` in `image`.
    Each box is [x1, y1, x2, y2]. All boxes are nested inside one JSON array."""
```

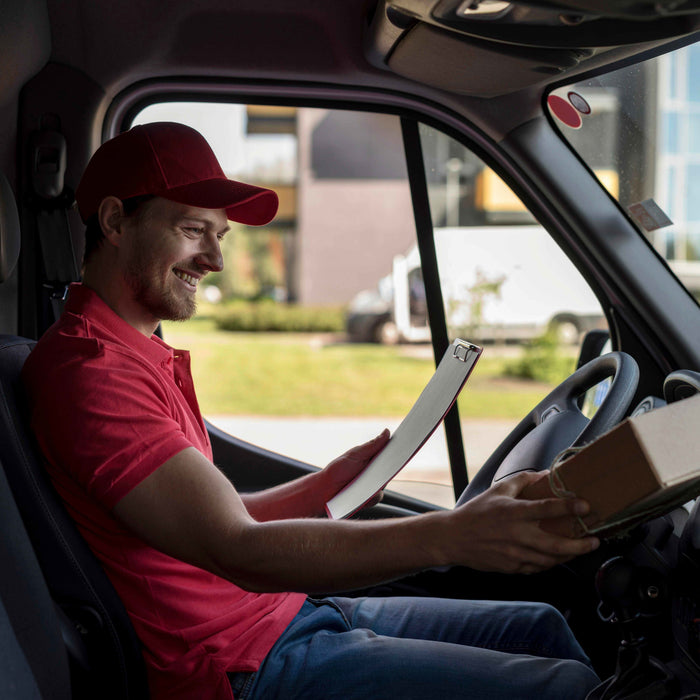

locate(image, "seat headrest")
[[0, 173, 20, 283]]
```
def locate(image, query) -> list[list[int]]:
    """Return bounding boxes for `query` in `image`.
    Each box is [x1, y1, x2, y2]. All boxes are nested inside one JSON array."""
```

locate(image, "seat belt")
[[27, 115, 79, 329]]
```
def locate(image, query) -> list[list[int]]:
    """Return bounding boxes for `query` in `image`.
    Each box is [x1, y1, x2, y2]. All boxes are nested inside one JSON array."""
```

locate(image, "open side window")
[[131, 101, 607, 507]]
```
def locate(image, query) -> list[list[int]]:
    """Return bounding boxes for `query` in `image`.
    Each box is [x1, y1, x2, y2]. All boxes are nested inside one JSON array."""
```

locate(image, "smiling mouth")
[[173, 269, 200, 288]]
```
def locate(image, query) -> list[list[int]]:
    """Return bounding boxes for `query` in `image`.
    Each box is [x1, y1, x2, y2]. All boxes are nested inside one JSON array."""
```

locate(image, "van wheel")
[[551, 318, 580, 345], [375, 320, 399, 345]]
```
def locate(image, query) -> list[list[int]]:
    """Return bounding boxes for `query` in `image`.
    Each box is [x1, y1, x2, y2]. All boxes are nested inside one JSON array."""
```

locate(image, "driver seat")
[[0, 172, 149, 698]]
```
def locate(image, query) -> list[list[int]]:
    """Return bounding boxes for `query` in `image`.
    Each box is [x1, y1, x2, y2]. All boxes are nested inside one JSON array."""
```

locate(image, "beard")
[[124, 249, 198, 324], [131, 276, 197, 323]]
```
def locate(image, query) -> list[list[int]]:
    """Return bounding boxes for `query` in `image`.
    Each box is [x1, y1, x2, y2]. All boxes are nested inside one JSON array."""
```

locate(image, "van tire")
[[550, 316, 580, 345], [375, 320, 400, 345]]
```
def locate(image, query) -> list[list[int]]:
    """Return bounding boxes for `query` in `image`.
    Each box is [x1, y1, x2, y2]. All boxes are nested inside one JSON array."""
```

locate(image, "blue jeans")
[[230, 596, 600, 699]]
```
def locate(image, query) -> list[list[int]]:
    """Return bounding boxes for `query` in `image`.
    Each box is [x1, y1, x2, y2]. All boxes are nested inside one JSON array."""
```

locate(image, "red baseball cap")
[[75, 122, 278, 225]]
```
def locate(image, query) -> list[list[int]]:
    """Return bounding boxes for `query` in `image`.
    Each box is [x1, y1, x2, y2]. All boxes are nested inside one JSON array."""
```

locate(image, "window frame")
[[105, 77, 658, 501]]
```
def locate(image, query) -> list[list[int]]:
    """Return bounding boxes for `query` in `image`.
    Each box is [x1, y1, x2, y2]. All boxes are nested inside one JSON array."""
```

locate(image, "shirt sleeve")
[[30, 346, 195, 510]]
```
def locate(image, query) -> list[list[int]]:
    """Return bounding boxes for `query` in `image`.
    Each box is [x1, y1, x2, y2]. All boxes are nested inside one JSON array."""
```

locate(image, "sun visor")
[[366, 1, 700, 99], [386, 23, 588, 98]]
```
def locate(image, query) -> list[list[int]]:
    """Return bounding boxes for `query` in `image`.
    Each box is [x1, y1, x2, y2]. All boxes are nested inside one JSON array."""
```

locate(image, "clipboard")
[[325, 338, 482, 519]]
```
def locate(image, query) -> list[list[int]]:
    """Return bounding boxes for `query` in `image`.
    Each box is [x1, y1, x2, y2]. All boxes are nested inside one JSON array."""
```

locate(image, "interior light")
[[456, 1, 512, 18]]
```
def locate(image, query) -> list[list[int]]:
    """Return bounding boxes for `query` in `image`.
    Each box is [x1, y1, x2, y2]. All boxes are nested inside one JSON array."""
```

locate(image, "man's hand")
[[241, 429, 390, 520], [447, 471, 599, 575], [316, 429, 390, 509]]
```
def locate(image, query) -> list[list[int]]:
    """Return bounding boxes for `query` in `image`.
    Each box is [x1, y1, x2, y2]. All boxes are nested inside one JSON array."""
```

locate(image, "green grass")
[[161, 320, 558, 418]]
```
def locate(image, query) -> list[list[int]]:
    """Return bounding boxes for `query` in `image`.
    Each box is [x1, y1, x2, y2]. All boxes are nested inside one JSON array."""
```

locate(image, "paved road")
[[208, 415, 516, 507]]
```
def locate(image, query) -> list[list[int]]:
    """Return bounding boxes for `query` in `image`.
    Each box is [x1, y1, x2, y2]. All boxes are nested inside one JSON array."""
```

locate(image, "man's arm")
[[240, 430, 390, 521], [113, 446, 599, 593]]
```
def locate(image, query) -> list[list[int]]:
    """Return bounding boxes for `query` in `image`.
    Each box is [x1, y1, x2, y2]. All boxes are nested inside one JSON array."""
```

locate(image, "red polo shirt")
[[22, 284, 304, 700]]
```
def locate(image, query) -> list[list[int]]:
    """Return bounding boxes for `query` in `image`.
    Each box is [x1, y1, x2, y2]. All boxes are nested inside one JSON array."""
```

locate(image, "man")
[[23, 122, 601, 700]]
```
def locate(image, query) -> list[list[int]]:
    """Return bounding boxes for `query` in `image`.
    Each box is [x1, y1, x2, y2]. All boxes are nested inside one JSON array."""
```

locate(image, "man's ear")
[[97, 196, 126, 247]]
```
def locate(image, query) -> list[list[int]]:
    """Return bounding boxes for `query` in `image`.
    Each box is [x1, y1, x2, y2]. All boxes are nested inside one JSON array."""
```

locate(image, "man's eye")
[[184, 227, 204, 235]]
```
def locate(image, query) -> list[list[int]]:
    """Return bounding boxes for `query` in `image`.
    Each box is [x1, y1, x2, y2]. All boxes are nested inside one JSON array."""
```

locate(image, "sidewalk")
[[208, 415, 516, 507]]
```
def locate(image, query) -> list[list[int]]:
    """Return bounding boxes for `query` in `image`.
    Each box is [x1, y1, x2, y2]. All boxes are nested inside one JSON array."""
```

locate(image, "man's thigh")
[[327, 595, 592, 662], [247, 597, 599, 700]]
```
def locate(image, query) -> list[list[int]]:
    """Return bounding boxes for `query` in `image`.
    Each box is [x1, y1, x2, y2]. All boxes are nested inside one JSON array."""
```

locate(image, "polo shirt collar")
[[64, 283, 175, 366]]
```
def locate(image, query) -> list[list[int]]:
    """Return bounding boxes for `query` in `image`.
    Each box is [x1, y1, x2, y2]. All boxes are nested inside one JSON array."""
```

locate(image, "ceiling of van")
[[37, 0, 700, 102]]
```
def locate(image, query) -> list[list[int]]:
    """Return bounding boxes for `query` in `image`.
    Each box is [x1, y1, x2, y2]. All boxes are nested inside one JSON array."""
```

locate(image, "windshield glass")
[[547, 39, 700, 302]]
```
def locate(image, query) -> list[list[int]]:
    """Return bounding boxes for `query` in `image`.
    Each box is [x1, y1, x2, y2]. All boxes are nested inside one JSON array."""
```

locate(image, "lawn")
[[161, 319, 569, 419]]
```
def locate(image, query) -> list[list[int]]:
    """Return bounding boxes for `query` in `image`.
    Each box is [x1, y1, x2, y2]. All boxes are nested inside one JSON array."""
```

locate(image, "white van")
[[346, 226, 604, 344]]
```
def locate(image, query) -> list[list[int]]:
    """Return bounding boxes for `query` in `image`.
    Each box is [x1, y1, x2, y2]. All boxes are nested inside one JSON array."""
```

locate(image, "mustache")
[[173, 265, 208, 277]]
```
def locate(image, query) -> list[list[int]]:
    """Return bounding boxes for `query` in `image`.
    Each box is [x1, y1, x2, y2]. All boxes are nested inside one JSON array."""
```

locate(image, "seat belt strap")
[[27, 116, 79, 326]]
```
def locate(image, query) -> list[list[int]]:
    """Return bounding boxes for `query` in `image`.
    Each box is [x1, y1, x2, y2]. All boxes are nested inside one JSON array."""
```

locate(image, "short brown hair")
[[82, 195, 154, 266]]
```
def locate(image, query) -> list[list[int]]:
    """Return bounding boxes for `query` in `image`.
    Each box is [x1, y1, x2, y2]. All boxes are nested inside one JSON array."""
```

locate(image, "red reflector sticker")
[[547, 95, 582, 129]]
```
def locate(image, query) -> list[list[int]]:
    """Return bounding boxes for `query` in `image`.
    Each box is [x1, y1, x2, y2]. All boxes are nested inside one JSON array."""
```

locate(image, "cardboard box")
[[521, 393, 700, 538]]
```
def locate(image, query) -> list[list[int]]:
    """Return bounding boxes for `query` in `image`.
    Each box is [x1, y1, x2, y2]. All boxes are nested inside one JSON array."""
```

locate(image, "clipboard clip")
[[453, 341, 479, 362]]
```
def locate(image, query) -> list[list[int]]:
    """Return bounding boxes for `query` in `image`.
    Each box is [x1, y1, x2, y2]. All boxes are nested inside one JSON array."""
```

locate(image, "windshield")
[[547, 39, 700, 302]]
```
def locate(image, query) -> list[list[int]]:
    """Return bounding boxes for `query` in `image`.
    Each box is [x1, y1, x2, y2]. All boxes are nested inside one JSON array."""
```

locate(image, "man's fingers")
[[368, 428, 390, 446], [492, 469, 544, 493], [518, 495, 599, 553], [476, 527, 599, 575], [490, 473, 591, 521], [342, 429, 390, 461], [534, 528, 600, 558], [508, 522, 600, 572], [365, 490, 384, 508], [523, 494, 591, 521], [322, 429, 390, 492]]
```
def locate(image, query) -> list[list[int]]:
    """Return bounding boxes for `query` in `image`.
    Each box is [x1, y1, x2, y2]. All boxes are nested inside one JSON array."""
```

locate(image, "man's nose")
[[196, 234, 224, 272]]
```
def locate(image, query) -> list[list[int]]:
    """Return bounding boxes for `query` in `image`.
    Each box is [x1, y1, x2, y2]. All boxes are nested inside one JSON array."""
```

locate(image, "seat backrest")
[[0, 170, 20, 283], [0, 566, 48, 700], [0, 447, 70, 700], [0, 170, 72, 699], [0, 335, 150, 700], [0, 169, 148, 698]]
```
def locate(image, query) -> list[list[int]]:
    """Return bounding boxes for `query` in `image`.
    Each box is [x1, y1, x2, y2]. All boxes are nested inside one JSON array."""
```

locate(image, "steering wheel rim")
[[457, 351, 639, 505], [663, 369, 700, 403]]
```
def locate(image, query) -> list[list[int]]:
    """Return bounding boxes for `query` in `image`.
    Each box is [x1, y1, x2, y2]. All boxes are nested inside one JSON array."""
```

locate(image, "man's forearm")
[[115, 449, 599, 596], [241, 469, 328, 521], [208, 509, 451, 593]]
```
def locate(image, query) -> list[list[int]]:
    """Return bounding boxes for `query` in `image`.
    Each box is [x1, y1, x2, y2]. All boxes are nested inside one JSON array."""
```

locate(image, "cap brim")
[[159, 178, 279, 226]]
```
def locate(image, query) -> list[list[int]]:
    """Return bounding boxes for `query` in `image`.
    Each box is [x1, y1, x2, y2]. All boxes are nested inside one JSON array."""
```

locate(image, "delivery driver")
[[23, 121, 601, 700]]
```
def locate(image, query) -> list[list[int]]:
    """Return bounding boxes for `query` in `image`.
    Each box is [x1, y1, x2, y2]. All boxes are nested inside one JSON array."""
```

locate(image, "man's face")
[[120, 197, 228, 326]]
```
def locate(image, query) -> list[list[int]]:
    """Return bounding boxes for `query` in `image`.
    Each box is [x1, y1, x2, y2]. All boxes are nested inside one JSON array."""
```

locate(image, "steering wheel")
[[456, 351, 639, 505], [663, 370, 700, 403]]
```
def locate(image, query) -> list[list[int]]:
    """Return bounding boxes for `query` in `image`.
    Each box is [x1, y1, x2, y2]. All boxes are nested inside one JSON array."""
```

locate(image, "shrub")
[[214, 301, 345, 333], [503, 331, 576, 384]]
